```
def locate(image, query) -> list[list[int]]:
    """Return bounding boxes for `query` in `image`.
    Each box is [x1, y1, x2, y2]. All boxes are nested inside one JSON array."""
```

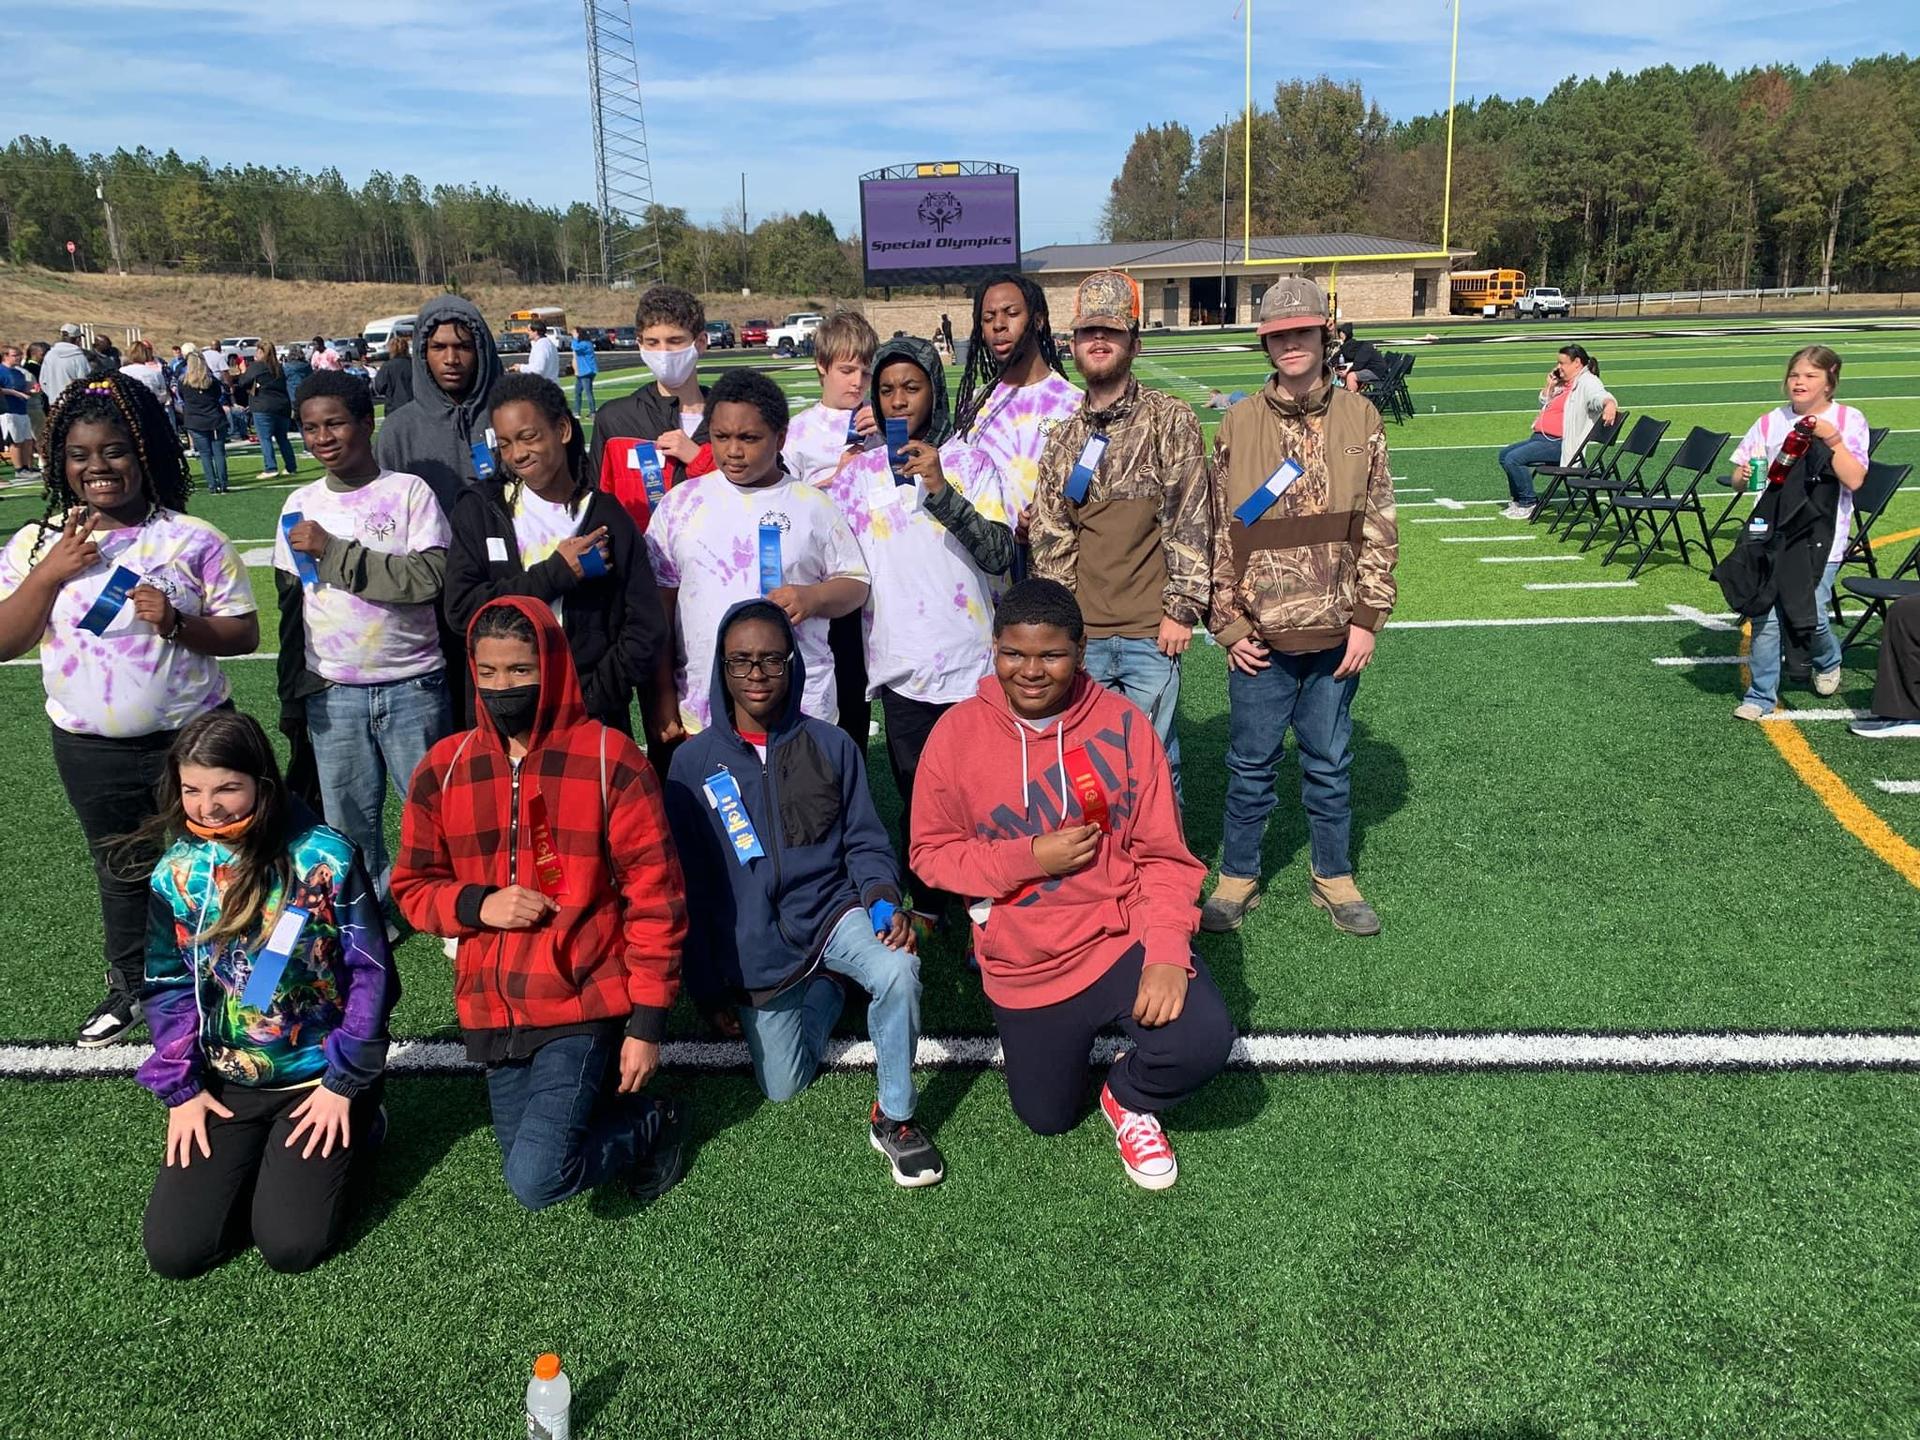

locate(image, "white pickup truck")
[[1517, 286, 1571, 320], [767, 312, 823, 356]]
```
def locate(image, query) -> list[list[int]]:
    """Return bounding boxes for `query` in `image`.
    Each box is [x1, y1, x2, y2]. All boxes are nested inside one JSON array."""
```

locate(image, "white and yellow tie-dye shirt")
[[961, 372, 1082, 515]]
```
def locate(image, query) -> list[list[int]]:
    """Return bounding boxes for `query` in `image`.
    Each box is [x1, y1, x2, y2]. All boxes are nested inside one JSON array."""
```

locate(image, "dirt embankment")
[[0, 266, 823, 346]]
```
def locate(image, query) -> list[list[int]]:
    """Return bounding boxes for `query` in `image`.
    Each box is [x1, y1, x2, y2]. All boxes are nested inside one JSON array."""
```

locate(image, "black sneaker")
[[626, 1098, 689, 1202], [869, 1103, 946, 1188], [77, 991, 144, 1049]]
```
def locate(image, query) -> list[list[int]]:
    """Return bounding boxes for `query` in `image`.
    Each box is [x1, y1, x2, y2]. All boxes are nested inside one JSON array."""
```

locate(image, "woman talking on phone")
[[0, 373, 258, 1047], [1498, 344, 1618, 519]]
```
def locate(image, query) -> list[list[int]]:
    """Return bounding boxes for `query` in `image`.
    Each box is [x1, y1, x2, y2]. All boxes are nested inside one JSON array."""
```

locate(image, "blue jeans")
[[1744, 560, 1843, 710], [1084, 634, 1182, 802], [254, 411, 297, 473], [188, 429, 228, 492], [227, 408, 252, 442], [574, 374, 597, 415], [305, 671, 451, 899], [485, 1031, 645, 1210], [736, 907, 921, 1122], [1498, 432, 1561, 504], [1221, 644, 1360, 881]]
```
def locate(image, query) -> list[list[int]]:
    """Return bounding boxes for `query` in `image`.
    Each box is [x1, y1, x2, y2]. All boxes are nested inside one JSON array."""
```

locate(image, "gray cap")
[[59, 323, 84, 339], [1256, 275, 1330, 336]]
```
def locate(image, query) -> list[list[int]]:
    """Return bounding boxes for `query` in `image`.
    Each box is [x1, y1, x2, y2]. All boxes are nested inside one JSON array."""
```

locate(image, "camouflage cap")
[[1071, 270, 1141, 333], [1257, 274, 1331, 335]]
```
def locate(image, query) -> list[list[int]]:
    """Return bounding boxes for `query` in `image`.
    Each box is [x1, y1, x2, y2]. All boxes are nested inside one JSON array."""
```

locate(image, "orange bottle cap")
[[533, 1353, 562, 1381]]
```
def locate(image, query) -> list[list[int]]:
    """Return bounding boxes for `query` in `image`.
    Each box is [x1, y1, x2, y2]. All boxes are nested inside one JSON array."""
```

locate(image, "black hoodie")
[[374, 295, 505, 514]]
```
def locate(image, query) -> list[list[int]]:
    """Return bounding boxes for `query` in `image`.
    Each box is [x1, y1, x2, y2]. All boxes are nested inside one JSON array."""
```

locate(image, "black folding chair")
[[1602, 426, 1732, 578], [1831, 460, 1913, 591], [1391, 353, 1417, 421], [1840, 531, 1920, 651], [1563, 416, 1670, 547], [1526, 411, 1627, 526], [1868, 425, 1890, 457], [1362, 353, 1413, 423]]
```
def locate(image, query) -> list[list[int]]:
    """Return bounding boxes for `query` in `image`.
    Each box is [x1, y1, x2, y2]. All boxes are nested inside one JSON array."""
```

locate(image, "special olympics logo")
[[918, 191, 963, 233]]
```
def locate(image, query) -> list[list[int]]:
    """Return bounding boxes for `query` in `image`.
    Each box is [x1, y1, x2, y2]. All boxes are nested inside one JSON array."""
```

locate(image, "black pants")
[[49, 724, 176, 996], [829, 612, 869, 754], [989, 943, 1236, 1136], [143, 1079, 383, 1278], [1873, 594, 1920, 720], [878, 687, 959, 918]]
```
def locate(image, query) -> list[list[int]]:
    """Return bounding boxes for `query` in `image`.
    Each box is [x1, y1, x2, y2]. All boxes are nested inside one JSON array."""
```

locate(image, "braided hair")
[[33, 371, 193, 560], [952, 273, 1068, 440], [487, 371, 588, 516]]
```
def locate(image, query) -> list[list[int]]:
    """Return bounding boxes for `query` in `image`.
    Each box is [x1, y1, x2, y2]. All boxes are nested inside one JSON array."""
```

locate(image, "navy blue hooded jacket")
[[664, 600, 901, 1006]]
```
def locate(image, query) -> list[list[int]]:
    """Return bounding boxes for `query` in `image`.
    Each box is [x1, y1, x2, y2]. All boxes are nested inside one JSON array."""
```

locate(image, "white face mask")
[[644, 344, 699, 389]]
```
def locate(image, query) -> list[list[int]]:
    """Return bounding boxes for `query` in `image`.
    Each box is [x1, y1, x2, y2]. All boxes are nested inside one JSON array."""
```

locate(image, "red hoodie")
[[392, 596, 687, 1053], [910, 672, 1203, 1009]]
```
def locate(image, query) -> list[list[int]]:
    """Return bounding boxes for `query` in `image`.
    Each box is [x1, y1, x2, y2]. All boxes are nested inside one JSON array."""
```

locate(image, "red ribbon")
[[1061, 745, 1110, 832], [527, 793, 569, 898]]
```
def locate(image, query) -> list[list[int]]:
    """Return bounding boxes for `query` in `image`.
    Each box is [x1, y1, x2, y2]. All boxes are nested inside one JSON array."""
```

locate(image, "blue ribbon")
[[634, 441, 666, 505], [703, 770, 764, 867], [1064, 435, 1109, 505], [77, 565, 140, 634], [240, 906, 308, 1012], [281, 512, 319, 587], [1233, 459, 1305, 526], [757, 523, 783, 594], [885, 417, 912, 479]]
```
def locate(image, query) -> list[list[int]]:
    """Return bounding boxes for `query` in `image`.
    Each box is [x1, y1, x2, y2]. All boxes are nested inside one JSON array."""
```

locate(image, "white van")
[[362, 314, 417, 354]]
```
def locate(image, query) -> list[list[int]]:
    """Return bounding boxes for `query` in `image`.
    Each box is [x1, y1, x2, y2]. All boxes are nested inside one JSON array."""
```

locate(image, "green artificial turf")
[[4, 319, 1919, 1438]]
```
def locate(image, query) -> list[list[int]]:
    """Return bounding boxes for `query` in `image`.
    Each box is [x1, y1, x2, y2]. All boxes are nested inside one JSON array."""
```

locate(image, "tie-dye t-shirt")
[[0, 509, 256, 738], [644, 472, 868, 731], [511, 487, 585, 624], [1730, 402, 1871, 565], [827, 442, 1010, 705], [962, 372, 1083, 514], [273, 470, 450, 685], [782, 400, 880, 489]]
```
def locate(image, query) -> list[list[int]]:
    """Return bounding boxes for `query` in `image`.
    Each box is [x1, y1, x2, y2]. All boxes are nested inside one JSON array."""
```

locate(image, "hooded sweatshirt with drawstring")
[[909, 671, 1202, 1010], [392, 596, 687, 1062], [374, 295, 506, 515], [664, 600, 902, 1007]]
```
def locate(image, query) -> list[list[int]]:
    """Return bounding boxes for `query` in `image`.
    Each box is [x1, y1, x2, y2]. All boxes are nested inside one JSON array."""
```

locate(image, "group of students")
[[0, 266, 1402, 1277]]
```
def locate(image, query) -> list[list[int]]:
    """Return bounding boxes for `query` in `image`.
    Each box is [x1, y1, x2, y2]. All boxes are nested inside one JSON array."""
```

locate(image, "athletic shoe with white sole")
[[1099, 1081, 1177, 1191], [626, 1097, 689, 1201], [1501, 502, 1535, 520], [1812, 667, 1843, 697], [1733, 701, 1769, 721], [1850, 716, 1920, 739], [869, 1104, 946, 1187], [77, 991, 144, 1048]]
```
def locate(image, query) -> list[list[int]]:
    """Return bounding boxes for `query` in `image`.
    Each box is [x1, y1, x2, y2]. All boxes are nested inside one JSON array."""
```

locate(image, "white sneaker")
[[1502, 502, 1535, 520], [1812, 667, 1842, 697], [1850, 717, 1920, 739], [443, 936, 459, 959], [1733, 702, 1769, 721]]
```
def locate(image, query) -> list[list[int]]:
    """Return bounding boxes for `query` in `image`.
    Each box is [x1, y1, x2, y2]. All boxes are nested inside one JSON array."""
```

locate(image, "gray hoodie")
[[38, 339, 94, 406], [373, 295, 503, 513]]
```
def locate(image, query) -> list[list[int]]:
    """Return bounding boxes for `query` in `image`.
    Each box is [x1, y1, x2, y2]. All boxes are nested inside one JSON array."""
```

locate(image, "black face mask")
[[481, 684, 540, 736]]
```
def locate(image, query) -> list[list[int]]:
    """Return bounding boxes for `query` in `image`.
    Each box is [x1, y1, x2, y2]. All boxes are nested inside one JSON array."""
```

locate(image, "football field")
[[3, 317, 1918, 1437]]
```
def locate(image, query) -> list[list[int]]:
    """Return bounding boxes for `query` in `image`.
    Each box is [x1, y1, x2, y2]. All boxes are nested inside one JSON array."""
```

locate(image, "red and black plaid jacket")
[[394, 596, 687, 1050]]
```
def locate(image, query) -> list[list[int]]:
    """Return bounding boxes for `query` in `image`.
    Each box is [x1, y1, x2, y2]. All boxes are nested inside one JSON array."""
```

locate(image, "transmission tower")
[[582, 0, 664, 286]]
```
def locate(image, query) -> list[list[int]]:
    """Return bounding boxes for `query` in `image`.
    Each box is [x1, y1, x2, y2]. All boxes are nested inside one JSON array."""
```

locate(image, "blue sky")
[[22, 0, 1918, 248]]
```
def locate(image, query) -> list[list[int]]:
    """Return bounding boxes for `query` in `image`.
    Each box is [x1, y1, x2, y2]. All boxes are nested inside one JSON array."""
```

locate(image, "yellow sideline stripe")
[[1872, 525, 1920, 550], [1741, 622, 1920, 890]]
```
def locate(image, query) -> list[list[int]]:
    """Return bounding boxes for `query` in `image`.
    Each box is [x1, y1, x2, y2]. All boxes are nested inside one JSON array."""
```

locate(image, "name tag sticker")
[[703, 769, 765, 866], [867, 467, 903, 519], [1233, 458, 1305, 526], [240, 906, 308, 1012], [77, 565, 140, 635], [485, 536, 509, 564], [757, 523, 783, 595], [1063, 434, 1108, 504], [281, 512, 320, 587]]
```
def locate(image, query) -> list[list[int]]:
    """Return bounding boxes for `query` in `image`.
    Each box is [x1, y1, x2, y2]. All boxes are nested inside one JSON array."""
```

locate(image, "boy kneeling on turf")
[[665, 600, 944, 1187], [910, 579, 1234, 1190]]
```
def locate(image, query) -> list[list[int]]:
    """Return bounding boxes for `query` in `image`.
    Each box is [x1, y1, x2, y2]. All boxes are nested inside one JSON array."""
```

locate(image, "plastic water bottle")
[[525, 1353, 571, 1440]]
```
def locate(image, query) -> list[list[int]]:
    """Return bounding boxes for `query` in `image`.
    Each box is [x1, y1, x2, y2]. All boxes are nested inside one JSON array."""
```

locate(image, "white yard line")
[[1653, 654, 1744, 666], [7, 1030, 1920, 1078], [1480, 553, 1584, 564], [1760, 708, 1871, 721], [1523, 580, 1639, 591], [1441, 534, 1538, 543], [1872, 780, 1920, 794]]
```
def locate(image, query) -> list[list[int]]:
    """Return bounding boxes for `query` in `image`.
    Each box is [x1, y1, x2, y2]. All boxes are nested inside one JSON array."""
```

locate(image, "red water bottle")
[[1765, 417, 1817, 487]]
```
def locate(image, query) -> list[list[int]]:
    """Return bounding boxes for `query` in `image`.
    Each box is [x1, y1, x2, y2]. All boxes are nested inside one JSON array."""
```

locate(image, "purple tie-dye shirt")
[[961, 372, 1082, 514]]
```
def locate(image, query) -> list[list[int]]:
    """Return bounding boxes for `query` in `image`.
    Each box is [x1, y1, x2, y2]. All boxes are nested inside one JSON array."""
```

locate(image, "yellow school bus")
[[505, 307, 568, 336], [1449, 269, 1526, 315]]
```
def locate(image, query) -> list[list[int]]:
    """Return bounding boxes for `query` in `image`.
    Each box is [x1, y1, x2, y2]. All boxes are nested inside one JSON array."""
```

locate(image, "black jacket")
[[586, 381, 710, 492], [178, 377, 227, 432], [1713, 441, 1841, 640], [443, 481, 667, 730], [372, 358, 414, 414], [234, 361, 292, 416]]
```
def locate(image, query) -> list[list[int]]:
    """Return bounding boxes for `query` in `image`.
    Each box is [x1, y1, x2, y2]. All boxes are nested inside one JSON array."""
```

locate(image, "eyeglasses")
[[723, 653, 791, 678]]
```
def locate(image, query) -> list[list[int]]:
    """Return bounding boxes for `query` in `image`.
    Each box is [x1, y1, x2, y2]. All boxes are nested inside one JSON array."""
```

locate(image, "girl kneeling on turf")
[[134, 710, 398, 1278], [909, 579, 1236, 1190]]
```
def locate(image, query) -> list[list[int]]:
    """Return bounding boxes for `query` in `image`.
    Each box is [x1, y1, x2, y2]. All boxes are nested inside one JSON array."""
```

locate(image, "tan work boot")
[[1310, 872, 1381, 937], [1200, 875, 1261, 933]]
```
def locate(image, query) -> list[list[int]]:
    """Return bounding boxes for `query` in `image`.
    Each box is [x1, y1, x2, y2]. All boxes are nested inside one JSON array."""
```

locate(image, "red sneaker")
[[1099, 1080, 1178, 1191]]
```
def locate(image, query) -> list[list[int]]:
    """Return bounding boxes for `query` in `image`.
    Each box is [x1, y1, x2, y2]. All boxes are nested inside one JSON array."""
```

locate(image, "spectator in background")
[[120, 339, 172, 408], [0, 346, 39, 476], [223, 354, 254, 444], [939, 312, 955, 355], [282, 343, 314, 415], [310, 335, 341, 372], [1334, 323, 1387, 391], [1498, 344, 1616, 520], [39, 324, 93, 402], [91, 333, 121, 372], [24, 342, 51, 452], [522, 321, 561, 384], [232, 339, 298, 479], [166, 344, 190, 382], [178, 350, 231, 494], [1851, 595, 1920, 741], [371, 333, 413, 415], [569, 327, 598, 415]]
